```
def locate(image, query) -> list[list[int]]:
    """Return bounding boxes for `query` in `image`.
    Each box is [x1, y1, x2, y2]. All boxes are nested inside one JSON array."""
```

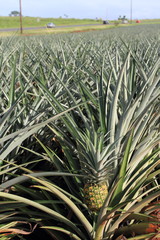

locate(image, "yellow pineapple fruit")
[[83, 181, 108, 212]]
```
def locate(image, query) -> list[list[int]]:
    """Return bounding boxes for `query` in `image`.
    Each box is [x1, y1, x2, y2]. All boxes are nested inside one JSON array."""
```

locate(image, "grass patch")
[[0, 16, 160, 29], [0, 16, 102, 28]]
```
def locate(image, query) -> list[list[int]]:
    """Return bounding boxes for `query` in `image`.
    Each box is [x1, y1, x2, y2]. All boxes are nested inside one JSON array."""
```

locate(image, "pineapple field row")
[[0, 24, 160, 240]]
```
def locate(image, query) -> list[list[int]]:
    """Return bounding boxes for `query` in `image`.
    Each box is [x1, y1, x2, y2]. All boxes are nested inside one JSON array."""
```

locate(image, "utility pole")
[[130, 0, 132, 23], [19, 0, 23, 34]]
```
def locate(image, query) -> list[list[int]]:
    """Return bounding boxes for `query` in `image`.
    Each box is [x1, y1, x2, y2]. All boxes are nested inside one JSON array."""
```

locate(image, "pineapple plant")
[[81, 135, 117, 214], [75, 131, 112, 212], [0, 25, 159, 240]]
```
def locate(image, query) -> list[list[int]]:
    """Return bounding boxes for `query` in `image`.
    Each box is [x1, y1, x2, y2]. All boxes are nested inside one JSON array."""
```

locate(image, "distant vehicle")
[[122, 20, 128, 24], [103, 20, 110, 24], [46, 23, 56, 28]]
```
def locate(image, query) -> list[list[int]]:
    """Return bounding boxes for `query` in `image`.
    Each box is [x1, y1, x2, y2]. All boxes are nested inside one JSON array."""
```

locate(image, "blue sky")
[[1, 0, 160, 20]]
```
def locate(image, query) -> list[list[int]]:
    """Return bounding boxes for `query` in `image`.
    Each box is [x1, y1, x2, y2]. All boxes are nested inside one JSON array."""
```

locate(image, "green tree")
[[9, 10, 20, 16]]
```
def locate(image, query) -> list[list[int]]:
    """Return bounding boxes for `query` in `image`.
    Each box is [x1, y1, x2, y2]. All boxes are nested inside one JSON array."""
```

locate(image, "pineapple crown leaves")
[[76, 130, 117, 178]]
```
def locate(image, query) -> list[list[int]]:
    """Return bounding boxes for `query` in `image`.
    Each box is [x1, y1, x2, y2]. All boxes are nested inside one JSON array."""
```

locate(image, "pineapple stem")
[[94, 219, 107, 240]]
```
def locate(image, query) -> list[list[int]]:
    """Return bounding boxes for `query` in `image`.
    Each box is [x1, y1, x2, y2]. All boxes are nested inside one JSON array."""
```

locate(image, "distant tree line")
[[118, 15, 127, 21], [9, 11, 20, 17]]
